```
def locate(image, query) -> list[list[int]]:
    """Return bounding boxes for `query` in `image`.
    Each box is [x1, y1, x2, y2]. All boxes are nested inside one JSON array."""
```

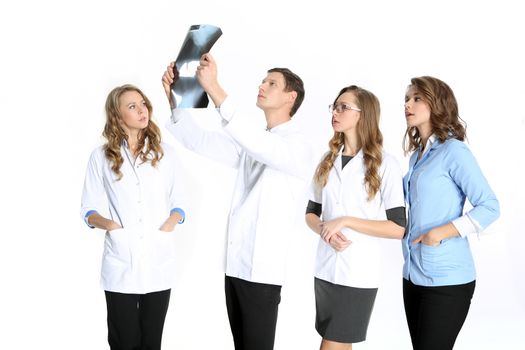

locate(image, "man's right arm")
[[166, 108, 241, 168], [162, 61, 241, 168]]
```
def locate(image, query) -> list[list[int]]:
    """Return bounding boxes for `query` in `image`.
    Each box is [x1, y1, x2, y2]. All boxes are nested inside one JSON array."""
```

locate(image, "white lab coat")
[[166, 97, 313, 285], [310, 150, 404, 288], [80, 142, 186, 293]]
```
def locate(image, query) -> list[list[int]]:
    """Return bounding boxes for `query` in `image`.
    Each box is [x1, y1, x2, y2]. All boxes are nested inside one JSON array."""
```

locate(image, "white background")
[[1, 0, 524, 349]]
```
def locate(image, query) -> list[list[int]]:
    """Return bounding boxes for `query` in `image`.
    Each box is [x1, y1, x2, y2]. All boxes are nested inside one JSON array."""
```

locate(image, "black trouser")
[[104, 289, 171, 350], [403, 278, 475, 350], [225, 275, 282, 350]]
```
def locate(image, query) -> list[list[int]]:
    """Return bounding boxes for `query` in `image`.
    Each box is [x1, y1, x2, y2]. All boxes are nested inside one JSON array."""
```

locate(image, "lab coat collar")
[[334, 148, 363, 179], [267, 118, 296, 133], [121, 138, 150, 152]]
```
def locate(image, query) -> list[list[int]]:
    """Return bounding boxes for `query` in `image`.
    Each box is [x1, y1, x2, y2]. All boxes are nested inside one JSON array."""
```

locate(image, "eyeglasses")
[[328, 103, 361, 113]]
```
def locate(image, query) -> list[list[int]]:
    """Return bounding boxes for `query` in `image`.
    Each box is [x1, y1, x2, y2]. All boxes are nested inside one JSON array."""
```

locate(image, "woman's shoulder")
[[160, 141, 174, 152], [442, 137, 465, 147], [158, 141, 183, 166], [439, 138, 477, 165], [441, 138, 471, 155], [89, 144, 106, 158], [381, 150, 401, 167]]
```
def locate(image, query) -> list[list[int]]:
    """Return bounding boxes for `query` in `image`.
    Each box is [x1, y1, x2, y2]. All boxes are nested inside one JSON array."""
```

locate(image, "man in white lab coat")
[[162, 53, 313, 350]]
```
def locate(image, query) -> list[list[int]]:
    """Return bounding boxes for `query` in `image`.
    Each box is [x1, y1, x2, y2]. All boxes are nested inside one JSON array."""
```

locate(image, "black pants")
[[403, 278, 475, 350], [105, 289, 171, 350], [225, 275, 282, 350]]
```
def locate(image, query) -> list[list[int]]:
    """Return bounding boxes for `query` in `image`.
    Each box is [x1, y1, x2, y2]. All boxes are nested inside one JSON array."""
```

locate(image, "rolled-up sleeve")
[[80, 148, 107, 228], [166, 108, 242, 169], [448, 142, 500, 236], [165, 146, 188, 224]]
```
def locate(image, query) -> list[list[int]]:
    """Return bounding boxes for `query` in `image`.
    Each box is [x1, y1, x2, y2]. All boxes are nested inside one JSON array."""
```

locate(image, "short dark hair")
[[267, 68, 305, 117]]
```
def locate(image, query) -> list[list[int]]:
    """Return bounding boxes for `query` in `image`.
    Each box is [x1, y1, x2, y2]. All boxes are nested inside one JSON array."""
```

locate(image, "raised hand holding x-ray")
[[170, 24, 222, 108]]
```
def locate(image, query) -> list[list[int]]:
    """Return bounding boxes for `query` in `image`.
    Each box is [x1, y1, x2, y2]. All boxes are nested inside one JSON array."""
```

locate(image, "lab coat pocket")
[[104, 228, 131, 265], [151, 229, 176, 266], [101, 228, 132, 291], [420, 240, 451, 277]]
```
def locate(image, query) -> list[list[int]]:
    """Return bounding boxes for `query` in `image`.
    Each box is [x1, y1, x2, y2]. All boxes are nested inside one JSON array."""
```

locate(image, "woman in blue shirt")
[[402, 76, 499, 350]]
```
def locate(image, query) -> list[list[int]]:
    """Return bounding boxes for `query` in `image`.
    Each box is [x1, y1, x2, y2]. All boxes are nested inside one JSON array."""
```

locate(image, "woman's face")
[[331, 92, 361, 133], [118, 90, 149, 134], [404, 86, 431, 132]]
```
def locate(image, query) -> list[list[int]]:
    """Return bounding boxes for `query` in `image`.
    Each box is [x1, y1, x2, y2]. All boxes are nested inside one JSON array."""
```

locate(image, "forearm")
[[306, 213, 322, 235], [87, 212, 121, 231], [160, 211, 183, 232], [429, 222, 460, 241], [343, 216, 404, 239], [206, 82, 227, 107], [167, 109, 241, 168]]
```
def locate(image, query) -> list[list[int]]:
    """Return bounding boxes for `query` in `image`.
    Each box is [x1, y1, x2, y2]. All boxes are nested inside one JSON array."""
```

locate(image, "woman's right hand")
[[106, 221, 122, 232], [161, 62, 179, 107]]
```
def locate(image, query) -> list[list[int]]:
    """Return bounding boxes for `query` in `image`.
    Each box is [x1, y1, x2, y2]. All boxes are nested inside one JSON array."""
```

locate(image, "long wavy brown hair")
[[314, 85, 383, 201], [103, 84, 163, 180], [403, 76, 466, 154]]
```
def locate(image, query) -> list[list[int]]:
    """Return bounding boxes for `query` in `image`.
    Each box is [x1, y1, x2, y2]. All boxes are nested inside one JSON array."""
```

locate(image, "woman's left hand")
[[320, 217, 347, 243]]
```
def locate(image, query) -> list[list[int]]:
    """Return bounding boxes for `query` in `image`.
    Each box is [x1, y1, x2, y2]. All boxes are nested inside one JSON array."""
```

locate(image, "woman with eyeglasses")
[[80, 84, 187, 350], [305, 85, 406, 350], [402, 76, 499, 350]]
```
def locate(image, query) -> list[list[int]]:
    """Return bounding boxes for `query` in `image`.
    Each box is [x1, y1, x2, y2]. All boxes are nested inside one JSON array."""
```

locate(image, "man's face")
[[256, 72, 294, 113]]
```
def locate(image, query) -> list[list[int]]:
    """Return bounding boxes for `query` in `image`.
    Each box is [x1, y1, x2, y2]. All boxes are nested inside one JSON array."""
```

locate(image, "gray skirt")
[[314, 277, 378, 343]]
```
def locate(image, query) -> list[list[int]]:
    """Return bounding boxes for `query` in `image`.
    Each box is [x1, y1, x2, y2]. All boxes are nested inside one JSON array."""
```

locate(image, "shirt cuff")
[[218, 96, 235, 123], [84, 210, 97, 229], [170, 208, 186, 224], [451, 213, 483, 237]]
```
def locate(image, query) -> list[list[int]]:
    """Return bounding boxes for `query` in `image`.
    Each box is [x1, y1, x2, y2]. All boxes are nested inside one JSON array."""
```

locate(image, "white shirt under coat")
[[166, 96, 313, 286], [309, 150, 405, 288], [80, 142, 186, 294]]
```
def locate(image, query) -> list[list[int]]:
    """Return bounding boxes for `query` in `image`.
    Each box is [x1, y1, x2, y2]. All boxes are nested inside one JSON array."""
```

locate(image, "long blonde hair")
[[103, 84, 163, 180], [314, 85, 383, 201]]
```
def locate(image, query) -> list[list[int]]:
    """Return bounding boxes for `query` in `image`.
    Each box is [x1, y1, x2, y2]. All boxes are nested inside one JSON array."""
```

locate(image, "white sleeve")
[[446, 141, 500, 237], [379, 154, 406, 210], [163, 144, 188, 223], [166, 108, 242, 168], [80, 148, 107, 226], [219, 97, 313, 180]]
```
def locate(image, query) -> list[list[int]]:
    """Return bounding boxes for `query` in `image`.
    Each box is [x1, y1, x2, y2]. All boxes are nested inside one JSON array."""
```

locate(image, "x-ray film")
[[171, 24, 222, 108]]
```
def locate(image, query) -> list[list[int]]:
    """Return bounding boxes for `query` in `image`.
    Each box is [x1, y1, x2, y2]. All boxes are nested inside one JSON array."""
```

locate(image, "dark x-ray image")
[[171, 24, 222, 108]]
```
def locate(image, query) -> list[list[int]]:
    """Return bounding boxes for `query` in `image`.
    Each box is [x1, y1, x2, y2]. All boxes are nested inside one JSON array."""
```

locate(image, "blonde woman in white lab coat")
[[80, 84, 186, 350], [306, 85, 406, 350]]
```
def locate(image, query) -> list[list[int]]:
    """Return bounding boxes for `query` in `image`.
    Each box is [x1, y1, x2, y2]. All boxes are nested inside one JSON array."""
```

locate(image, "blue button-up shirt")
[[402, 136, 500, 286]]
